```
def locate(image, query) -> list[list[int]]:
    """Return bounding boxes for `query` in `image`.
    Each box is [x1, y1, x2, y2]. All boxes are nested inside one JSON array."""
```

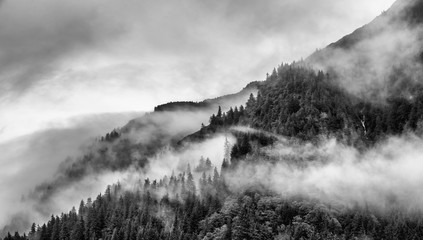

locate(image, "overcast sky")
[[0, 0, 396, 143]]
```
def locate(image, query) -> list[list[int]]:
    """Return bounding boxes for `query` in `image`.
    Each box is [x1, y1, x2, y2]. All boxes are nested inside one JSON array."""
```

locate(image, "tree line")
[[5, 153, 423, 240]]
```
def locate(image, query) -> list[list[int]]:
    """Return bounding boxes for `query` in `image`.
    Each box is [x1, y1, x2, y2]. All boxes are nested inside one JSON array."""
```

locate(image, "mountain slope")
[[153, 82, 259, 113], [308, 0, 423, 101], [5, 0, 423, 239], [0, 83, 257, 237], [182, 0, 423, 146]]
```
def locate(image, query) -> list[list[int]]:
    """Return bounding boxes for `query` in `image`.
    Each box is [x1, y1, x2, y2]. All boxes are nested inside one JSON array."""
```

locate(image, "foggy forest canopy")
[[4, 0, 423, 239]]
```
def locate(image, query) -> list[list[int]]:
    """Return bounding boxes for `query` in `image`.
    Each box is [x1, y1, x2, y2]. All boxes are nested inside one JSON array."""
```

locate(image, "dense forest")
[[5, 62, 423, 240], [197, 63, 423, 146], [248, 63, 423, 144], [5, 154, 423, 240]]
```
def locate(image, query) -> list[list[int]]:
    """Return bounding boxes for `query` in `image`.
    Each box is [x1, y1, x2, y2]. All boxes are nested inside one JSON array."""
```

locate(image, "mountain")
[[308, 0, 423, 101], [5, 0, 423, 240], [180, 0, 423, 146], [0, 81, 258, 236], [153, 82, 259, 113], [314, 0, 423, 51], [25, 82, 259, 195]]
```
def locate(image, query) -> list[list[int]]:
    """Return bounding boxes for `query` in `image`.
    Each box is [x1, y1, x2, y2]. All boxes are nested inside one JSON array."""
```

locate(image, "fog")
[[0, 0, 395, 142], [0, 0, 400, 236], [0, 87, 251, 235], [227, 132, 423, 211], [145, 134, 234, 182], [308, 0, 423, 101], [0, 128, 231, 236], [0, 112, 143, 235]]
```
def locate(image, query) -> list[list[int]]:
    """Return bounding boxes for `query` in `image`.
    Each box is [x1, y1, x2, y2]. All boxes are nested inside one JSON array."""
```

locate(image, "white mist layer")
[[227, 134, 423, 211], [0, 112, 143, 231], [310, 5, 423, 100], [142, 134, 234, 185]]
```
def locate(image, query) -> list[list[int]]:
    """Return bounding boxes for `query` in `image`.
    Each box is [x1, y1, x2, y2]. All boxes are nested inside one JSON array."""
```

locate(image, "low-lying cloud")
[[308, 0, 423, 101], [0, 78, 253, 235], [0, 0, 400, 235], [227, 133, 423, 211], [0, 112, 143, 235]]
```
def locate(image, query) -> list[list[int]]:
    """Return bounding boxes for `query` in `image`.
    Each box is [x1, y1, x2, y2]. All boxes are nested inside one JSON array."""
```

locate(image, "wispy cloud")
[[227, 133, 423, 211], [0, 0, 395, 141], [0, 0, 397, 234]]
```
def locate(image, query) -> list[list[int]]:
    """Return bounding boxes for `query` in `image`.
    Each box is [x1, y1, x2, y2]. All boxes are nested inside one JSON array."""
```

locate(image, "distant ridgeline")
[[154, 101, 211, 112], [154, 81, 260, 113]]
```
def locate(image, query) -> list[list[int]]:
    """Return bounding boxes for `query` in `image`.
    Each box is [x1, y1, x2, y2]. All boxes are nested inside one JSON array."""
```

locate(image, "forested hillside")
[[6, 152, 423, 240], [195, 63, 423, 146], [6, 59, 423, 239], [246, 64, 423, 144], [4, 0, 423, 239]]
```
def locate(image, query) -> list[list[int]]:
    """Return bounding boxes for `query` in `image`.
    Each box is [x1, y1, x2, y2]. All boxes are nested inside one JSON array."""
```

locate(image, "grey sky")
[[0, 0, 396, 142]]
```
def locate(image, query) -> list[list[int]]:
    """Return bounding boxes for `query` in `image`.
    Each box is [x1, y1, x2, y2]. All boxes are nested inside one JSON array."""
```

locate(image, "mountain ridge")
[[307, 0, 423, 101], [4, 0, 423, 239]]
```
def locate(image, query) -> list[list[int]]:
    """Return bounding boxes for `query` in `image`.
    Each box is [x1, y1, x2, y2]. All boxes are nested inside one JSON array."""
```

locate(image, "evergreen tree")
[[70, 217, 85, 240], [217, 106, 222, 118]]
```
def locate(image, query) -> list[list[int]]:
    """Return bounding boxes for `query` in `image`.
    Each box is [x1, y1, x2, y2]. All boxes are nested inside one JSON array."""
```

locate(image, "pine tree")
[[59, 218, 70, 240], [186, 164, 196, 193], [221, 159, 228, 171], [78, 200, 85, 216], [246, 94, 256, 109], [39, 224, 47, 240], [205, 158, 212, 170], [70, 217, 85, 240], [217, 106, 222, 118], [51, 216, 61, 240]]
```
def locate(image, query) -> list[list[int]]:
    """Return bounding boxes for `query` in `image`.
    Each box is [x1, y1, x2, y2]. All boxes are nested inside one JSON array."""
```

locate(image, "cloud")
[[0, 0, 123, 96], [0, 78, 254, 234], [0, 0, 395, 141], [0, 113, 229, 235], [308, 0, 423, 101], [144, 134, 234, 182], [28, 108, 220, 207], [227, 134, 423, 211], [0, 108, 214, 234], [0, 0, 396, 93], [0, 111, 143, 234], [0, 0, 398, 234]]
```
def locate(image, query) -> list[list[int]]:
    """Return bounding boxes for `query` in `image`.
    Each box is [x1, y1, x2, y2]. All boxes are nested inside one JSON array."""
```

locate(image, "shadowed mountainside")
[[308, 0, 423, 101]]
